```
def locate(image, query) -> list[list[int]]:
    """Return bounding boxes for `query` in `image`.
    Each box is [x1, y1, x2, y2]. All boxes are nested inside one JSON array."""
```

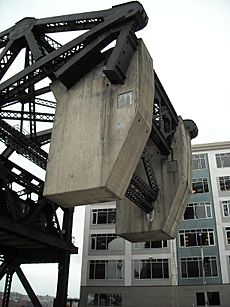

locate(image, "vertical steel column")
[[2, 272, 13, 307], [54, 252, 71, 307], [54, 208, 74, 307], [25, 47, 37, 139]]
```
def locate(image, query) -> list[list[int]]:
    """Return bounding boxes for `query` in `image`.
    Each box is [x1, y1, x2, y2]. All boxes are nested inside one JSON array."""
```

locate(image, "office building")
[[80, 141, 230, 307]]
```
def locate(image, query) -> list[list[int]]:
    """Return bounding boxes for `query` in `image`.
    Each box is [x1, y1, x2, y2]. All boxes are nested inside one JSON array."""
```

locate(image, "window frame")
[[87, 293, 122, 306], [219, 176, 230, 192], [225, 227, 230, 245], [216, 152, 230, 168], [133, 258, 169, 280], [180, 256, 218, 279], [133, 240, 168, 249], [91, 208, 116, 225], [221, 200, 230, 217], [89, 260, 123, 280], [90, 233, 123, 251], [192, 154, 207, 170], [183, 202, 212, 220], [179, 229, 215, 247], [192, 178, 209, 194]]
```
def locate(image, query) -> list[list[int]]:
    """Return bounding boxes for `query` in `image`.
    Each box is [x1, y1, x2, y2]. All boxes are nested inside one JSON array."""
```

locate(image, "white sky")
[[0, 0, 230, 299]]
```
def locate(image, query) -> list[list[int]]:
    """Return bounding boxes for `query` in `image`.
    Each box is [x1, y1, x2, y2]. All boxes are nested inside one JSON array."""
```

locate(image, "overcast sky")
[[0, 0, 230, 299]]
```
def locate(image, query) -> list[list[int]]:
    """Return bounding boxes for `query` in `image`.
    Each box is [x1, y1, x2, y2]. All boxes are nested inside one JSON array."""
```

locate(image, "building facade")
[[80, 142, 230, 307]]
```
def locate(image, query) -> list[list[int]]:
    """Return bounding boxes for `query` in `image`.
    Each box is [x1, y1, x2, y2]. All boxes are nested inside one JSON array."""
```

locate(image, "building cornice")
[[192, 141, 230, 152]]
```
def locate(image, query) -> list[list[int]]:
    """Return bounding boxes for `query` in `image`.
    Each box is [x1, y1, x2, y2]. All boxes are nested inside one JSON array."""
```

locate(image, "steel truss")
[[0, 2, 198, 306]]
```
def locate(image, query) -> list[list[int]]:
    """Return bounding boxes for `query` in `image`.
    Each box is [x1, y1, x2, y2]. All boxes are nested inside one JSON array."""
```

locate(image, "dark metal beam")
[[0, 27, 13, 48], [103, 25, 138, 84], [34, 128, 52, 145], [1, 147, 14, 158], [34, 97, 56, 108], [0, 40, 21, 80], [54, 208, 74, 307], [0, 216, 78, 253], [0, 2, 148, 103], [16, 266, 42, 307], [0, 128, 51, 158], [34, 1, 147, 33], [1, 87, 52, 106], [150, 121, 171, 155], [0, 120, 48, 168], [0, 110, 54, 122], [0, 261, 9, 280], [54, 252, 71, 307], [154, 72, 178, 125], [2, 272, 13, 307], [0, 155, 44, 194], [150, 72, 179, 155]]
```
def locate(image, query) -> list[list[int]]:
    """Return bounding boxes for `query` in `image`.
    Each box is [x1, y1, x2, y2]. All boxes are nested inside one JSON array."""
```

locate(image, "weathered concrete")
[[43, 39, 154, 207], [116, 117, 192, 242]]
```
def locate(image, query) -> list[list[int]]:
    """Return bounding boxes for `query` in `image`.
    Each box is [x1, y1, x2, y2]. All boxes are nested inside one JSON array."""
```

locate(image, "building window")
[[133, 240, 168, 249], [89, 260, 123, 280], [179, 229, 215, 247], [196, 292, 220, 306], [219, 176, 230, 192], [133, 259, 169, 279], [216, 152, 230, 168], [87, 293, 122, 306], [221, 200, 230, 217], [183, 202, 212, 220], [92, 208, 116, 225], [192, 178, 209, 193], [90, 234, 123, 251], [225, 227, 230, 244], [181, 256, 218, 278], [192, 154, 207, 170]]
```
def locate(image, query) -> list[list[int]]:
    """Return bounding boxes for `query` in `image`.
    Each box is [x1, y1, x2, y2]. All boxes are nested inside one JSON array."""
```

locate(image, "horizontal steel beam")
[[0, 216, 78, 253], [0, 110, 54, 122]]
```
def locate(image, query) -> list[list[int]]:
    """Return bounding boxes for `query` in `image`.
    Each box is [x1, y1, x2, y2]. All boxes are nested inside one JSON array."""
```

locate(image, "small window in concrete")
[[221, 200, 230, 217], [219, 176, 230, 191], [181, 256, 218, 278], [216, 152, 230, 168], [117, 91, 133, 108], [183, 202, 212, 220], [192, 178, 209, 193], [90, 233, 123, 251], [87, 293, 122, 306], [192, 154, 207, 170], [92, 208, 116, 224], [196, 291, 220, 305]]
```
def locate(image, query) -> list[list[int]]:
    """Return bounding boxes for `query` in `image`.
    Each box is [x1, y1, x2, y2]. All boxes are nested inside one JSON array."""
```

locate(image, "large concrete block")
[[43, 39, 154, 207], [115, 117, 192, 242]]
